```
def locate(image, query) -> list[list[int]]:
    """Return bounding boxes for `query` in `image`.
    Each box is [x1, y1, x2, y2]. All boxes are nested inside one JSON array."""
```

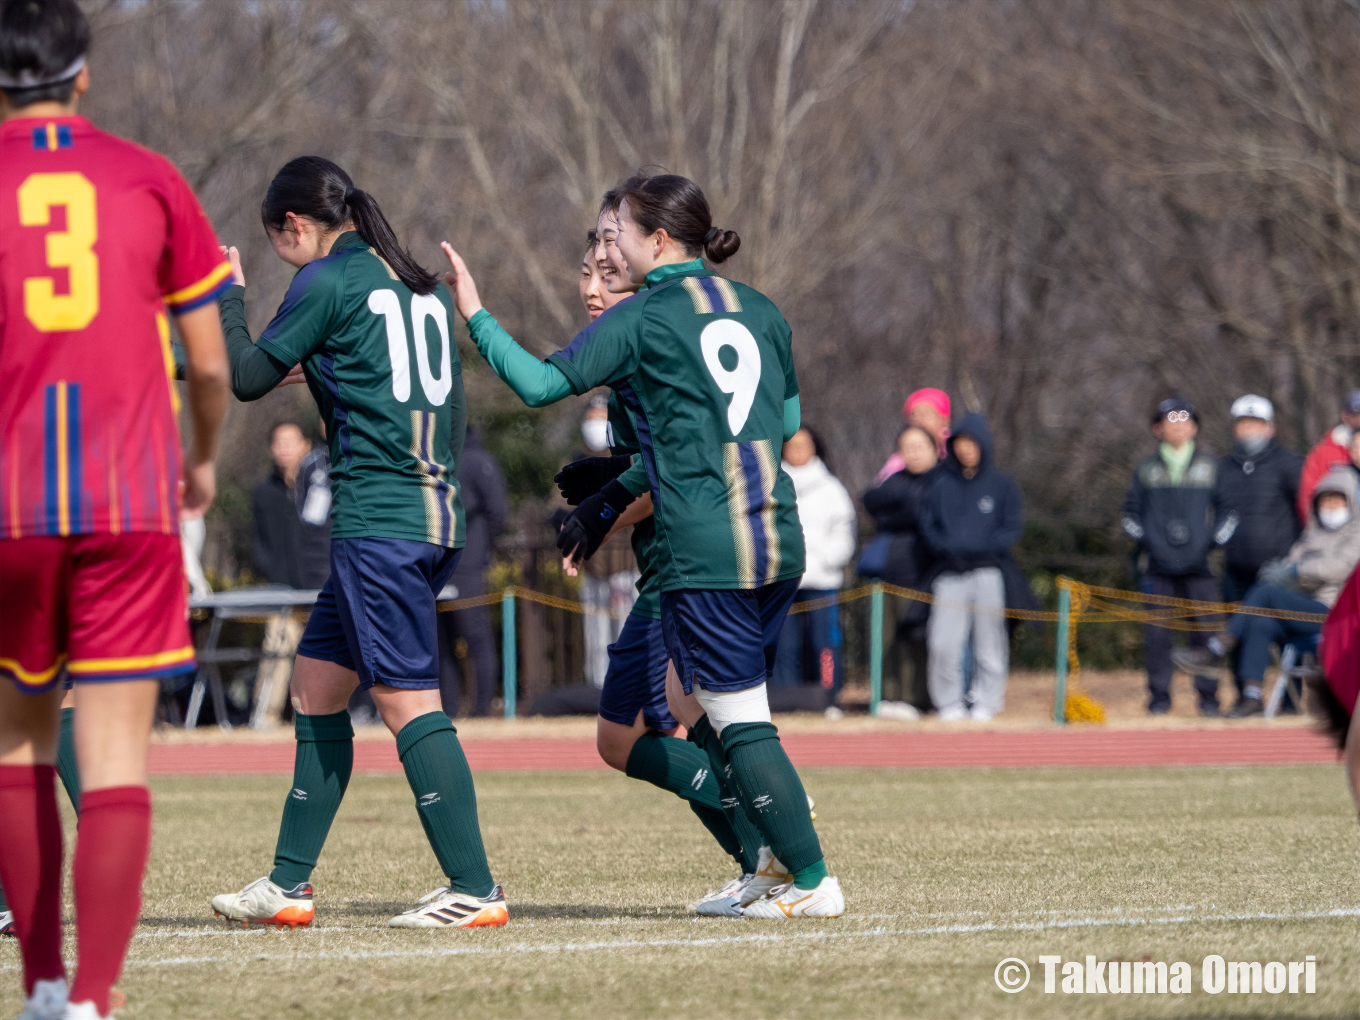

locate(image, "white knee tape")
[[694, 683, 772, 734]]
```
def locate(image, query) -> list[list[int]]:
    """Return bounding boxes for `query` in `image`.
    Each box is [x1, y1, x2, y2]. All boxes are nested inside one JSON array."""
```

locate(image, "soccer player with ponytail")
[[444, 172, 844, 918], [207, 156, 507, 931]]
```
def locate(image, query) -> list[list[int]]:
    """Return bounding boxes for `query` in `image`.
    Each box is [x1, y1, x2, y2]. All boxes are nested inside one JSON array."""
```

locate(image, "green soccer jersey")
[[548, 261, 805, 591], [229, 231, 466, 547], [606, 392, 661, 619]]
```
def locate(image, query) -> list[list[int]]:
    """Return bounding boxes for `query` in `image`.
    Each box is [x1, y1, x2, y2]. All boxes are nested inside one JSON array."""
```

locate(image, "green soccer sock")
[[397, 712, 495, 897], [270, 710, 354, 889], [56, 706, 80, 814], [688, 716, 763, 873], [624, 730, 749, 870], [720, 721, 825, 876]]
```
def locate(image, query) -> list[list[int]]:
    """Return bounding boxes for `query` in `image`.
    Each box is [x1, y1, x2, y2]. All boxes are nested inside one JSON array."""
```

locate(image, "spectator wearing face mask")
[[875, 388, 951, 483], [1218, 395, 1303, 604], [1175, 466, 1360, 717], [1122, 397, 1237, 716], [570, 393, 639, 687], [1298, 388, 1360, 521]]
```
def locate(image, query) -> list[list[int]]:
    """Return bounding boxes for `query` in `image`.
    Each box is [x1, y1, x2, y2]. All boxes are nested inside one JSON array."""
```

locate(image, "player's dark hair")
[[0, 0, 89, 108], [262, 156, 437, 295], [584, 228, 598, 257], [1306, 672, 1350, 755], [614, 172, 740, 264]]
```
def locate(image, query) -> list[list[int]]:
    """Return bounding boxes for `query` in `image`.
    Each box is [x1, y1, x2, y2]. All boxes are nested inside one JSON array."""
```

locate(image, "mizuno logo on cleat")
[[691, 769, 709, 789], [753, 794, 773, 809], [419, 792, 440, 807], [291, 788, 308, 801]]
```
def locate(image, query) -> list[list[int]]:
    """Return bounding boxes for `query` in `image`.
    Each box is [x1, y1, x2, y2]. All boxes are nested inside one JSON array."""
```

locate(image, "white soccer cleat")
[[62, 1001, 108, 1020], [738, 846, 792, 907], [388, 884, 509, 928], [742, 876, 846, 919], [211, 876, 314, 928], [690, 873, 754, 916], [0, 908, 14, 937], [17, 978, 67, 1020]]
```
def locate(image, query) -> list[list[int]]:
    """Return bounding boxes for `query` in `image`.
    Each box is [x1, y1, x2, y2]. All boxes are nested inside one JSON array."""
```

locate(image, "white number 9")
[[701, 319, 762, 436]]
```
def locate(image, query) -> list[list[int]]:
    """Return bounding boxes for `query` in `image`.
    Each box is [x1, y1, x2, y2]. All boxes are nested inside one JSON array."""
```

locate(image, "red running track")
[[147, 727, 1339, 775]]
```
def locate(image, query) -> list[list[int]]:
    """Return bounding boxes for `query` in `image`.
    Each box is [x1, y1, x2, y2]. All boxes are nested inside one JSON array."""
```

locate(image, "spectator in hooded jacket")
[[1219, 395, 1303, 603], [863, 425, 942, 718], [1122, 397, 1238, 716], [874, 388, 952, 483], [250, 420, 331, 589], [774, 426, 857, 695], [921, 412, 1022, 721], [1298, 389, 1360, 522], [1175, 466, 1360, 717]]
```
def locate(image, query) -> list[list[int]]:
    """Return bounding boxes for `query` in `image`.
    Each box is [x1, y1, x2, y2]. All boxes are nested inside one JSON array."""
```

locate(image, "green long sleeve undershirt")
[[466, 309, 573, 407], [218, 285, 295, 400]]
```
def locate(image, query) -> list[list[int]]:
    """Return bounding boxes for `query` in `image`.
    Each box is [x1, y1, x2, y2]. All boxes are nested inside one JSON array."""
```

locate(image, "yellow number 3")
[[18, 172, 99, 332]]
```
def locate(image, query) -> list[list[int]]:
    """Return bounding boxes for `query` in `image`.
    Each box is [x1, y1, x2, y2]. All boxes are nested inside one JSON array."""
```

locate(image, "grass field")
[[3, 764, 1359, 1018]]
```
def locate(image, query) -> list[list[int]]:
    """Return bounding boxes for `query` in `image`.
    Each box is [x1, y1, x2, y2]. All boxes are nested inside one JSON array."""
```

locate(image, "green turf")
[[3, 765, 1359, 1018]]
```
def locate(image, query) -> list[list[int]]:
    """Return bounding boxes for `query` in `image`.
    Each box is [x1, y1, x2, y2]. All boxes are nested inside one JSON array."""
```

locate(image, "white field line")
[[92, 905, 1360, 968]]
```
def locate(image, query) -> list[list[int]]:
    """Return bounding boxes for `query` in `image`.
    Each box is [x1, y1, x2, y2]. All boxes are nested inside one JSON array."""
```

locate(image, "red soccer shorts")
[[0, 533, 194, 693]]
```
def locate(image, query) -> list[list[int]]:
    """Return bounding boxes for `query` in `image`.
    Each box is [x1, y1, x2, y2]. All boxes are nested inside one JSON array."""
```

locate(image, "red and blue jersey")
[[0, 114, 232, 539]]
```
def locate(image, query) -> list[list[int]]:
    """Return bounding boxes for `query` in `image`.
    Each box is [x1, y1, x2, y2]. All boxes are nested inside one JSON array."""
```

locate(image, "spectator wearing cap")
[[1218, 395, 1303, 605], [1299, 389, 1360, 522], [875, 388, 952, 484], [1121, 397, 1238, 715]]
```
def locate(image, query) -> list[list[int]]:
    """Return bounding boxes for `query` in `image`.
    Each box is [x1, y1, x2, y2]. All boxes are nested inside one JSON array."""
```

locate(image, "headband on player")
[[0, 54, 86, 89]]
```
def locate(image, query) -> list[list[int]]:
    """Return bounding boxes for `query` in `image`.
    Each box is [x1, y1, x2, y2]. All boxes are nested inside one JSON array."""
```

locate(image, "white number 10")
[[701, 319, 762, 435], [367, 289, 453, 405]]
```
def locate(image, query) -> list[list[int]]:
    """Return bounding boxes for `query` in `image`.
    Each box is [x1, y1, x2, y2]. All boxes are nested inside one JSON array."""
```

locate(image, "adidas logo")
[[419, 792, 441, 807], [291, 788, 308, 801], [752, 794, 773, 809], [691, 768, 709, 790]]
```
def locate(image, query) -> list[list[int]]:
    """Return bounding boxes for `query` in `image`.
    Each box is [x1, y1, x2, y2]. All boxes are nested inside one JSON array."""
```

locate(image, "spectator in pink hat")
[[876, 388, 952, 484]]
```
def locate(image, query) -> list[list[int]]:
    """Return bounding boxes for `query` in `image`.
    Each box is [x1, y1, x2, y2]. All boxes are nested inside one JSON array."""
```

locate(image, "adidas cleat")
[[388, 884, 509, 928], [738, 846, 792, 907], [17, 977, 67, 1020], [690, 873, 754, 917], [742, 876, 845, 919], [0, 908, 14, 937], [211, 877, 314, 928]]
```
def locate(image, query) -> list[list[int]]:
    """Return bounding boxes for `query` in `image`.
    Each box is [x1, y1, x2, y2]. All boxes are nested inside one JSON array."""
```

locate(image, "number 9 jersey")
[[0, 115, 233, 538], [548, 260, 805, 592]]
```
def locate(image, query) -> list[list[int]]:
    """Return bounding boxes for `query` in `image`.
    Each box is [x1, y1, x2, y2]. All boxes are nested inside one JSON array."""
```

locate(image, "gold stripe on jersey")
[[751, 439, 781, 585], [723, 442, 756, 588], [409, 409, 458, 547], [712, 277, 743, 313], [682, 277, 714, 315], [368, 246, 399, 282]]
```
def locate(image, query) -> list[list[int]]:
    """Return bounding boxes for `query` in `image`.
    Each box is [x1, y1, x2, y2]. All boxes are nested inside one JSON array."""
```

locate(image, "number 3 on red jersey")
[[17, 171, 99, 332]]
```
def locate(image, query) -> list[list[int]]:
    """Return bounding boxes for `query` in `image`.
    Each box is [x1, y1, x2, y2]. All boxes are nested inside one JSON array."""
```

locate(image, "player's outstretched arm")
[[440, 242, 573, 407], [175, 303, 229, 517]]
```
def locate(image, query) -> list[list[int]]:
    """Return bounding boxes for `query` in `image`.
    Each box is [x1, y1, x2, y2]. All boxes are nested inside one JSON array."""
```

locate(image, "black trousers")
[[1143, 572, 1221, 711], [437, 573, 500, 717]]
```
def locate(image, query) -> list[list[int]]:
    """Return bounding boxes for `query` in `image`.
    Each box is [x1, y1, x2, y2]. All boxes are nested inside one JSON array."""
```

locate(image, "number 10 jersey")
[[549, 260, 805, 592], [0, 115, 233, 539]]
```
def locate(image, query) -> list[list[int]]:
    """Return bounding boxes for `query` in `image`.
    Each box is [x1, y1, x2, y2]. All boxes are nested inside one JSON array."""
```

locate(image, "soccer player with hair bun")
[[206, 155, 506, 933], [443, 171, 844, 918], [0, 1, 232, 1016]]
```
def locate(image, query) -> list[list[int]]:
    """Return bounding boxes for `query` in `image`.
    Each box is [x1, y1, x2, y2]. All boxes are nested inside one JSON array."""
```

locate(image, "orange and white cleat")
[[742, 876, 846, 919], [737, 846, 792, 907], [388, 884, 509, 928], [210, 876, 314, 928]]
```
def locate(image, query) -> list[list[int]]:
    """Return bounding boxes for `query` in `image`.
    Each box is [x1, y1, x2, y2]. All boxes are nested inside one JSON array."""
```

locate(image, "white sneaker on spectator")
[[970, 707, 995, 722], [937, 705, 968, 722], [876, 701, 919, 721]]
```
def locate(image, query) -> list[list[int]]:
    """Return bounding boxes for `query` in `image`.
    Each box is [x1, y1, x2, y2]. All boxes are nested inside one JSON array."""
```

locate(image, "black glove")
[[556, 479, 637, 564], [555, 454, 633, 506]]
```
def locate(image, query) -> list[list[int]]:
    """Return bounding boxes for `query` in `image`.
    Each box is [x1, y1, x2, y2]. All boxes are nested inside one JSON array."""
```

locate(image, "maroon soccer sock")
[[0, 764, 66, 995], [70, 786, 151, 1016]]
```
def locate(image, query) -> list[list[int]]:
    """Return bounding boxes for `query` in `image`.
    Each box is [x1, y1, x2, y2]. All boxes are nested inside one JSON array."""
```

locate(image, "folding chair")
[[1264, 633, 1320, 719]]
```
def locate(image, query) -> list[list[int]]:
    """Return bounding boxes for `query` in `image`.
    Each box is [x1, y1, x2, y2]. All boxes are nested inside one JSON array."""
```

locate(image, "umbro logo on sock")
[[420, 792, 441, 807], [691, 769, 709, 790], [752, 794, 773, 809], [291, 788, 308, 801]]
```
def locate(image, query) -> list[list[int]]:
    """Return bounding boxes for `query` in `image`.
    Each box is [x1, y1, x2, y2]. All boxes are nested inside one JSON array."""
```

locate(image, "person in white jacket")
[[774, 427, 858, 696]]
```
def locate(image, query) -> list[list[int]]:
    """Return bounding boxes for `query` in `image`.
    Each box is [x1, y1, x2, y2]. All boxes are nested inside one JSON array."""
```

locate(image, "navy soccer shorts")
[[660, 578, 800, 695], [597, 611, 676, 731], [297, 537, 460, 691]]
